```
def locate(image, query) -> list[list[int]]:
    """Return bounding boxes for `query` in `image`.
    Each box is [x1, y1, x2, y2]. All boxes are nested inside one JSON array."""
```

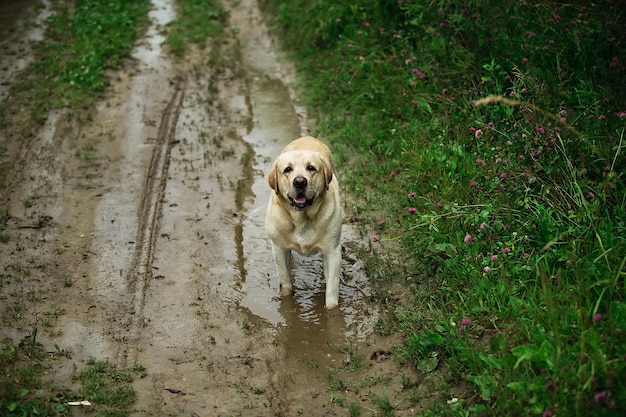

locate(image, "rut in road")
[[118, 79, 186, 367]]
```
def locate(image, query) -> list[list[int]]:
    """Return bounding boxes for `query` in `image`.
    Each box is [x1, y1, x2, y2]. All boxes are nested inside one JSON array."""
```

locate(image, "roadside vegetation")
[[261, 0, 625, 415]]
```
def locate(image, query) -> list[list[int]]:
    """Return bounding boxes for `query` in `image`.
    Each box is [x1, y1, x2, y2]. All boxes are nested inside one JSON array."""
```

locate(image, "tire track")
[[116, 78, 186, 367]]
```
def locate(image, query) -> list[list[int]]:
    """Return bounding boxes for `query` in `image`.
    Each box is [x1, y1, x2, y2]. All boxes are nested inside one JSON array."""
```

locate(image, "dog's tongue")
[[295, 196, 307, 204]]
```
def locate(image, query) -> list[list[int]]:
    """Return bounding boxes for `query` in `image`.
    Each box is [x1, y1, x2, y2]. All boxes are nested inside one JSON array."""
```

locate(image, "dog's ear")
[[268, 162, 280, 194], [323, 158, 333, 190]]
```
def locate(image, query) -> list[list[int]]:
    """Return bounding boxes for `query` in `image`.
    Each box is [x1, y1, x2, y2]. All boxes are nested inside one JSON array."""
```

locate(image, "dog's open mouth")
[[289, 193, 313, 210]]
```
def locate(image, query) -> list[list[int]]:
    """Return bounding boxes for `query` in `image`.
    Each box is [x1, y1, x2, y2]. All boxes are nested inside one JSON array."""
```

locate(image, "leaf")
[[511, 344, 537, 369], [537, 340, 555, 370], [506, 381, 527, 394], [417, 356, 439, 373], [479, 353, 502, 370], [426, 332, 444, 345], [511, 341, 554, 370], [467, 374, 495, 401]]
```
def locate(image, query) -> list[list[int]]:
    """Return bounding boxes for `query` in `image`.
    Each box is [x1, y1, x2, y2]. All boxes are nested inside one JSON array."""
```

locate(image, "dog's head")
[[268, 149, 333, 211]]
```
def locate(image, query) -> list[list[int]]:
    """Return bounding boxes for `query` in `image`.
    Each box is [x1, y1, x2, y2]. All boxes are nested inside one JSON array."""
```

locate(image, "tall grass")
[[261, 0, 625, 415]]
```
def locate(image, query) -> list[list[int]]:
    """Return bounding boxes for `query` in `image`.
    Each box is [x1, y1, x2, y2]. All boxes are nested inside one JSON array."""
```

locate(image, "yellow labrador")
[[265, 136, 342, 309]]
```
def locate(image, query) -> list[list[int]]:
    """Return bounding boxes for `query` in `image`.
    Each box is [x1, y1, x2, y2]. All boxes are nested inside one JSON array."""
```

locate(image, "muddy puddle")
[[229, 0, 374, 348], [237, 78, 373, 331]]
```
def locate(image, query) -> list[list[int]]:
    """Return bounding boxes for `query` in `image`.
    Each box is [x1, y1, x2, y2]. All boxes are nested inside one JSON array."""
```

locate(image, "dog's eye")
[[283, 166, 293, 174], [307, 165, 317, 172]]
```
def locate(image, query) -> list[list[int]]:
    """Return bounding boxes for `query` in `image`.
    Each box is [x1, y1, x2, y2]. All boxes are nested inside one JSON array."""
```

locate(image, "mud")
[[0, 0, 426, 416]]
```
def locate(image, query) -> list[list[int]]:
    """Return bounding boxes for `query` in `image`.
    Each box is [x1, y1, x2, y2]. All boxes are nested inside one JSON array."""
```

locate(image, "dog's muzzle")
[[289, 193, 314, 210], [289, 175, 313, 210], [289, 176, 313, 210]]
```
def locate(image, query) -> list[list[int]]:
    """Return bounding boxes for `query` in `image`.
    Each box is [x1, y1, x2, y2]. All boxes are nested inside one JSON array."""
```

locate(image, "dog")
[[265, 136, 342, 309]]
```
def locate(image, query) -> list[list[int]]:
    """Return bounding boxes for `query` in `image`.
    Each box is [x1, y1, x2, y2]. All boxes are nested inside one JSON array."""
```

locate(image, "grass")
[[0, 0, 151, 128], [260, 0, 625, 415], [71, 358, 139, 417], [0, 329, 141, 417], [165, 0, 226, 54]]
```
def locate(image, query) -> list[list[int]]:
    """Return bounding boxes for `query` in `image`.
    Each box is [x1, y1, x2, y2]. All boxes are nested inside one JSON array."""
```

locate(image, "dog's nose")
[[293, 176, 307, 189]]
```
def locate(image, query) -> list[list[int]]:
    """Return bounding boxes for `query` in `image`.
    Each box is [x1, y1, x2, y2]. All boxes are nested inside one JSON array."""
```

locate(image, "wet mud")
[[0, 0, 420, 416]]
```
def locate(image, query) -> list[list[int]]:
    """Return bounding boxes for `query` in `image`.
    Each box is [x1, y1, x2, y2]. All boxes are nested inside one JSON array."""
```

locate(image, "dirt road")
[[0, 1, 413, 416]]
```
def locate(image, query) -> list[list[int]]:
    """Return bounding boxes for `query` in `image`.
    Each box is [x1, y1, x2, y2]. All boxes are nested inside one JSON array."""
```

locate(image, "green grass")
[[71, 358, 138, 417], [166, 0, 225, 54], [1, 330, 141, 417], [0, 0, 151, 128], [261, 0, 625, 415]]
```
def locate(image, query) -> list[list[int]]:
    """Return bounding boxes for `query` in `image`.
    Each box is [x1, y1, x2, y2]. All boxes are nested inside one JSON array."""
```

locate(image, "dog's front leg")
[[323, 244, 342, 309], [271, 242, 292, 296]]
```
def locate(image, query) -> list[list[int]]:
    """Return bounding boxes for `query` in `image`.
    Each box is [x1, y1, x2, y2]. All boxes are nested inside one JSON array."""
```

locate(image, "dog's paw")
[[279, 285, 293, 297], [325, 299, 339, 309]]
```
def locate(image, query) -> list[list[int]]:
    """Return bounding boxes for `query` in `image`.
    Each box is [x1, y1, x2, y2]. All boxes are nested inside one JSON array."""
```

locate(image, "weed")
[[72, 359, 138, 413], [0, 332, 69, 416], [165, 0, 226, 54], [251, 386, 266, 394], [329, 393, 346, 406], [326, 367, 346, 391], [371, 392, 394, 416], [348, 401, 361, 417]]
